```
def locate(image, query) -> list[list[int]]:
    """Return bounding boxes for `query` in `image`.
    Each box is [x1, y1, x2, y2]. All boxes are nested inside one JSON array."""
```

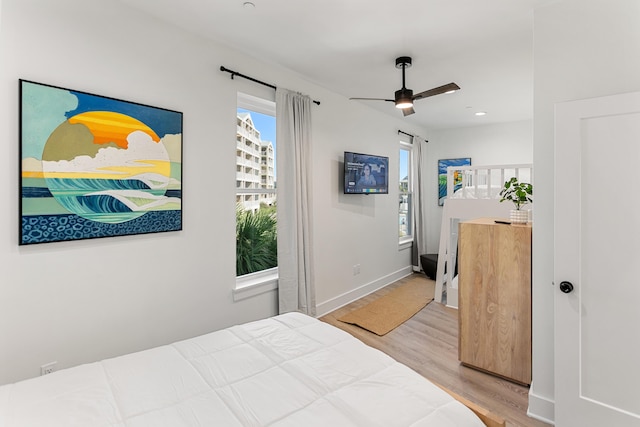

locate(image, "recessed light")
[[475, 111, 487, 116], [243, 2, 255, 8]]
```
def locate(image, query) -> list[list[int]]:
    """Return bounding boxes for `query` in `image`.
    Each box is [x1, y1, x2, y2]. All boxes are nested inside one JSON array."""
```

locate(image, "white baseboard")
[[527, 385, 555, 425], [315, 266, 414, 317]]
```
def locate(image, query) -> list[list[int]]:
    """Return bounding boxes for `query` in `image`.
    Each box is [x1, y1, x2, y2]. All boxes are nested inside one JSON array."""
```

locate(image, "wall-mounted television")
[[344, 151, 389, 194]]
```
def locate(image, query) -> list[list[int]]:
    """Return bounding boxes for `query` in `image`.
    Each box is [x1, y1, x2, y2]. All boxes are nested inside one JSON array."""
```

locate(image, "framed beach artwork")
[[19, 80, 183, 245], [438, 157, 471, 206]]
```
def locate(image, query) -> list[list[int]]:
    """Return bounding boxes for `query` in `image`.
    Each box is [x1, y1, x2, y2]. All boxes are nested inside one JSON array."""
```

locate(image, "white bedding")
[[0, 312, 485, 427], [450, 184, 502, 199]]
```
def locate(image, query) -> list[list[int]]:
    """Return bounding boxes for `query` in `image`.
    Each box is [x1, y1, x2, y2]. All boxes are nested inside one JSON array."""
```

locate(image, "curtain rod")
[[398, 130, 428, 142], [398, 130, 415, 138], [220, 66, 320, 105]]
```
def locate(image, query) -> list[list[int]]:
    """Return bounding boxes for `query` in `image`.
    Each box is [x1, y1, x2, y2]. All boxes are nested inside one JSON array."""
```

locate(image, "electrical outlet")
[[41, 361, 57, 376], [353, 264, 361, 275]]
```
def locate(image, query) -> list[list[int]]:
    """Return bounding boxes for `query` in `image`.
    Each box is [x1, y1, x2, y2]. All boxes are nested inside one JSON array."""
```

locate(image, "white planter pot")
[[510, 209, 529, 224]]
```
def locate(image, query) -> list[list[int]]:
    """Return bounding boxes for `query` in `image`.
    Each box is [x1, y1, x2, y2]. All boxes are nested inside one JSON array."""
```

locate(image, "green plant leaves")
[[236, 204, 278, 276], [499, 177, 533, 210]]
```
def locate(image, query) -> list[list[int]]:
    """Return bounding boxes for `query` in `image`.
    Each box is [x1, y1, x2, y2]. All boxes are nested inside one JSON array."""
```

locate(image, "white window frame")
[[234, 267, 278, 301], [234, 92, 278, 300], [399, 136, 413, 250]]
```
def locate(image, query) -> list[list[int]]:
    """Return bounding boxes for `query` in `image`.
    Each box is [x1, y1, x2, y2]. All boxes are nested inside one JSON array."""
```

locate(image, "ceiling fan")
[[350, 56, 460, 116]]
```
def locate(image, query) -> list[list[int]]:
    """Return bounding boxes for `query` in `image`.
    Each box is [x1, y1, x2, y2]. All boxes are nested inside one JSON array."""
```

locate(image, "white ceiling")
[[119, 0, 551, 130]]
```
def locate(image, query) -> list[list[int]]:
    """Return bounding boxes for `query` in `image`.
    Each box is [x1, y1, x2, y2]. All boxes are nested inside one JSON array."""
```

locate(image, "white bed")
[[435, 164, 533, 308], [0, 312, 500, 427], [449, 185, 502, 200]]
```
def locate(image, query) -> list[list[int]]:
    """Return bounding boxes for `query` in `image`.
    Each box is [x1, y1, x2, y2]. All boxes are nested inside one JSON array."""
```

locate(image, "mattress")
[[0, 312, 485, 426], [450, 184, 502, 199]]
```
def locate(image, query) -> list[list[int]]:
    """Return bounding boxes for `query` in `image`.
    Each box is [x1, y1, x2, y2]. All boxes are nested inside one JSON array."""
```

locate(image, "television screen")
[[344, 151, 389, 194]]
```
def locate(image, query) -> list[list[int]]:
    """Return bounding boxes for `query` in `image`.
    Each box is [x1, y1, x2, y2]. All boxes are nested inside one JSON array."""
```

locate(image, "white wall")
[[530, 0, 640, 423], [424, 120, 533, 254], [0, 0, 424, 384]]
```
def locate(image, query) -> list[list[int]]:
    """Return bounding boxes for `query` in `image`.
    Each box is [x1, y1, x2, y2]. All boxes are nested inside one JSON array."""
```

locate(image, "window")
[[399, 139, 413, 245], [235, 93, 278, 298]]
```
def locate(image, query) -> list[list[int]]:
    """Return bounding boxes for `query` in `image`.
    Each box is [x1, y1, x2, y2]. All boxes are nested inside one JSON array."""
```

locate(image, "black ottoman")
[[420, 254, 438, 279]]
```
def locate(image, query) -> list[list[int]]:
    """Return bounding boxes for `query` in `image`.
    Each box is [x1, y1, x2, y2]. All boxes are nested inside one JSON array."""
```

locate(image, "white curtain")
[[275, 88, 316, 316], [411, 135, 429, 271]]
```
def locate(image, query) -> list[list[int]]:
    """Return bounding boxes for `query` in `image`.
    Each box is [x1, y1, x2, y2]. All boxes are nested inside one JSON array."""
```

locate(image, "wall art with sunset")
[[19, 80, 183, 245]]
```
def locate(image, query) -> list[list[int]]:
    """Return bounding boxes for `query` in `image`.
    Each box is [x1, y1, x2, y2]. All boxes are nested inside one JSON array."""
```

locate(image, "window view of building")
[[236, 112, 276, 211], [235, 100, 278, 278], [399, 143, 412, 241]]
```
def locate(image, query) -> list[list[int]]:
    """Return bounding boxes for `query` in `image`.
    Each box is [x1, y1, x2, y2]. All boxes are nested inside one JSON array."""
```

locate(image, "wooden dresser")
[[457, 217, 532, 385]]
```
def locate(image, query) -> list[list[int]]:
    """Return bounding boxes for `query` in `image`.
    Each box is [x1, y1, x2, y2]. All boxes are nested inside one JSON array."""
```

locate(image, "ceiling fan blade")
[[412, 82, 460, 101], [349, 97, 395, 102], [402, 106, 415, 116]]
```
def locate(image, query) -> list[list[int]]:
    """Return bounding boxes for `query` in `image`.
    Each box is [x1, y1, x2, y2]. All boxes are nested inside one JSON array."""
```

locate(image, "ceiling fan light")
[[395, 88, 413, 109], [395, 100, 413, 109]]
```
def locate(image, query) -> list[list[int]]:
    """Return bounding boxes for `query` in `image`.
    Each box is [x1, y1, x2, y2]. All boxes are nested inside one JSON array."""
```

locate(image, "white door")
[[555, 91, 640, 426]]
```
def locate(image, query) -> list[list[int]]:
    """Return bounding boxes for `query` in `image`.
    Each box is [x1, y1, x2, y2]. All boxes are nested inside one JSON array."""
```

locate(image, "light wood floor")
[[320, 273, 551, 427]]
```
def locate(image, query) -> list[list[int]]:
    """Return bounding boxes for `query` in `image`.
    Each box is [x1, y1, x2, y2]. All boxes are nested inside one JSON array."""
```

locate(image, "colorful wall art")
[[438, 157, 471, 206], [20, 80, 183, 245]]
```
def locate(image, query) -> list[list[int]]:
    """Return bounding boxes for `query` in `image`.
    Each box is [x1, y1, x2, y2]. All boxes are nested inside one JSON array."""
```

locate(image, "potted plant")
[[499, 177, 532, 223]]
